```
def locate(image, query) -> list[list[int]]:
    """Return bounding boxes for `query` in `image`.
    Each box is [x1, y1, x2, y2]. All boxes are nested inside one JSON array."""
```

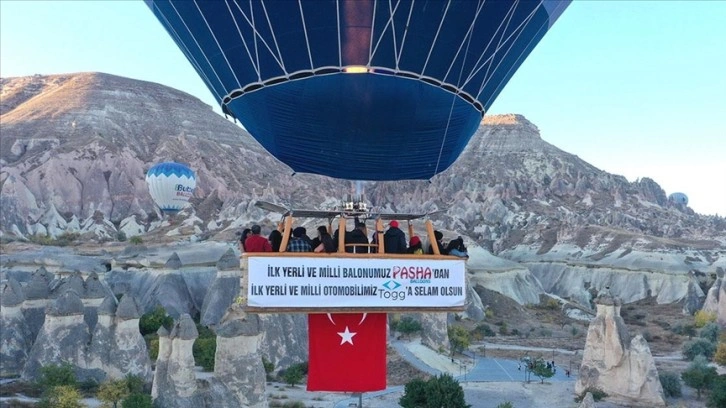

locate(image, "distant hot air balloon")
[[146, 0, 570, 181], [145, 162, 196, 215], [668, 192, 688, 206]]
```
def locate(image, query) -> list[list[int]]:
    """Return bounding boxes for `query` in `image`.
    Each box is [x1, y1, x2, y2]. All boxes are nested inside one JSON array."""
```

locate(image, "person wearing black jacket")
[[314, 225, 336, 253], [383, 220, 407, 254], [427, 230, 448, 255], [347, 222, 370, 253]]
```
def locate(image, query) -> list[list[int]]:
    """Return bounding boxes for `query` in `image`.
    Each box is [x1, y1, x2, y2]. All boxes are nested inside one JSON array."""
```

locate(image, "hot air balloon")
[[145, 162, 196, 215], [146, 0, 570, 181], [668, 192, 688, 206]]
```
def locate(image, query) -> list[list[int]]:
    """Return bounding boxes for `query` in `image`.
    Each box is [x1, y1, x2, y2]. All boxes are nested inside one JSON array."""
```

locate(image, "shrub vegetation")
[[683, 338, 717, 361], [681, 355, 718, 399], [399, 374, 470, 408], [659, 372, 682, 398]]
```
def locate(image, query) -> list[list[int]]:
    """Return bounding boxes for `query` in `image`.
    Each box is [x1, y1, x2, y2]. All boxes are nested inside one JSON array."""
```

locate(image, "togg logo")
[[382, 280, 401, 290]]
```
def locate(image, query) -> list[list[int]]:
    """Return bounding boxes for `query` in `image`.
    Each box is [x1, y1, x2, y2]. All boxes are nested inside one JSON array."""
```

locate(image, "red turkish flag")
[[307, 312, 387, 392]]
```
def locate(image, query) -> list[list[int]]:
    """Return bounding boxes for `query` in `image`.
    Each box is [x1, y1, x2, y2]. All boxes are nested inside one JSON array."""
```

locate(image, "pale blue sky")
[[1, 1, 724, 215]]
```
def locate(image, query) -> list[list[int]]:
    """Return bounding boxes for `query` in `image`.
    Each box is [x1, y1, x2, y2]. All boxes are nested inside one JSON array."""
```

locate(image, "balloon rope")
[[432, 91, 458, 178]]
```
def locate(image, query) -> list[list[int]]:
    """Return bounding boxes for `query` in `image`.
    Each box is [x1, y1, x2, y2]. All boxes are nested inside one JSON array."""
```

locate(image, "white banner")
[[246, 256, 466, 308]]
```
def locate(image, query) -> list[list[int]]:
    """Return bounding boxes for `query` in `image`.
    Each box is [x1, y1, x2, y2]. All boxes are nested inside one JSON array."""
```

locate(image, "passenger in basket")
[[348, 222, 370, 253], [427, 230, 448, 255], [268, 229, 283, 252], [314, 226, 336, 253], [407, 236, 424, 255], [447, 236, 469, 258], [287, 227, 312, 252], [245, 225, 272, 252], [383, 220, 407, 254], [239, 228, 251, 252]]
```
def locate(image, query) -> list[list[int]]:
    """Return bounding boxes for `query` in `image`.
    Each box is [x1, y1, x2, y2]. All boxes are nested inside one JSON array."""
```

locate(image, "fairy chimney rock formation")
[[0, 278, 31, 376], [152, 314, 203, 407], [109, 295, 152, 381], [165, 252, 183, 269], [151, 326, 171, 400], [213, 306, 267, 407], [702, 267, 726, 327], [55, 272, 85, 298], [576, 289, 665, 406], [215, 248, 239, 270], [22, 289, 92, 381], [21, 270, 52, 343], [88, 296, 118, 373], [201, 248, 241, 326]]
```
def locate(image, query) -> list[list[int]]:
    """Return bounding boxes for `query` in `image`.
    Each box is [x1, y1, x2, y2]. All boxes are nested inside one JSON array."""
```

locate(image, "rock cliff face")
[[576, 290, 665, 406]]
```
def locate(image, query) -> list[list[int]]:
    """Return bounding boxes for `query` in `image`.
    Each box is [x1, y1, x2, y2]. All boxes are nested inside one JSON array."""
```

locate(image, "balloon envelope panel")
[[146, 162, 196, 213], [146, 0, 570, 180]]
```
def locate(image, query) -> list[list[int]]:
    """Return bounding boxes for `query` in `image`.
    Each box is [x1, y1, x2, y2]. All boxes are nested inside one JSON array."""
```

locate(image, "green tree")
[[129, 236, 143, 245], [193, 337, 217, 371], [262, 356, 275, 373], [399, 378, 428, 408], [397, 316, 422, 338], [448, 326, 470, 355], [659, 372, 682, 398], [708, 375, 726, 408], [124, 375, 145, 394], [495, 403, 514, 408], [400, 374, 470, 408], [683, 338, 717, 361], [97, 379, 130, 408], [530, 358, 555, 384], [122, 393, 153, 408], [700, 322, 721, 344], [139, 306, 173, 336], [715, 342, 726, 366], [681, 355, 718, 399], [38, 385, 84, 408], [470, 324, 496, 340], [282, 365, 304, 387], [37, 363, 77, 389], [423, 374, 470, 408]]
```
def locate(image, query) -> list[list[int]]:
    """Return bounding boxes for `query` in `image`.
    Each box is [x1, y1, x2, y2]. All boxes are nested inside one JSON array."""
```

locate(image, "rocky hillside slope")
[[2, 72, 725, 309]]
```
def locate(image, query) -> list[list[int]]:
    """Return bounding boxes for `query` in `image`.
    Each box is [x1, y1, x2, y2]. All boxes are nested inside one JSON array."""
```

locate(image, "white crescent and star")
[[323, 313, 368, 345], [337, 326, 357, 345], [326, 313, 367, 326]]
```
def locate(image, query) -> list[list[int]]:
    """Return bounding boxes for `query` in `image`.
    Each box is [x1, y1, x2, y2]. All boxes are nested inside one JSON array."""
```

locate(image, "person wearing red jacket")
[[245, 225, 272, 252]]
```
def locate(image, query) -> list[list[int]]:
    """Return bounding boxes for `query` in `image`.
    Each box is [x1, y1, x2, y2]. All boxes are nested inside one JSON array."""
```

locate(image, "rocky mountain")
[[0, 72, 348, 239], [2, 72, 725, 312]]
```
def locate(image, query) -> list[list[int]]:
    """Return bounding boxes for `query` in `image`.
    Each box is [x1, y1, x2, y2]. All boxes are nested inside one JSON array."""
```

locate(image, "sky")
[[1, 1, 724, 216]]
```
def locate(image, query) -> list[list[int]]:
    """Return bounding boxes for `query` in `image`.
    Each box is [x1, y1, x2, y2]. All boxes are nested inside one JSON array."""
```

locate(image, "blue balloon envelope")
[[146, 162, 197, 214], [146, 0, 570, 180], [668, 192, 688, 206]]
